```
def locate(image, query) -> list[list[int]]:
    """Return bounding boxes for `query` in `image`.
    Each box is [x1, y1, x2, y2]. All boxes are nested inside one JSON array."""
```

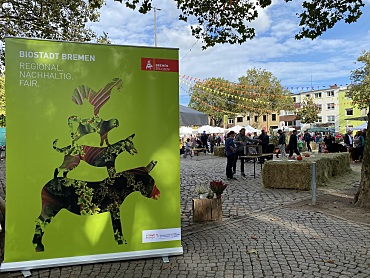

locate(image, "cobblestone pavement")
[[1, 155, 370, 277]]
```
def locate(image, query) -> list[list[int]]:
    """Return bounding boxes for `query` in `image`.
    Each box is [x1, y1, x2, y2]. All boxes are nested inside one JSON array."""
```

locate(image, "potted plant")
[[196, 184, 209, 199], [210, 180, 228, 199]]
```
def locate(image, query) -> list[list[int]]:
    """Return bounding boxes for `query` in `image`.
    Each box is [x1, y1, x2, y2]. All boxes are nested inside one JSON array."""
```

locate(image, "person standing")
[[209, 133, 216, 154], [183, 138, 193, 158], [258, 129, 269, 163], [225, 131, 237, 180], [288, 130, 301, 158], [303, 130, 312, 152], [234, 128, 257, 176], [277, 129, 286, 159], [344, 130, 354, 160], [352, 131, 364, 162], [200, 131, 208, 153]]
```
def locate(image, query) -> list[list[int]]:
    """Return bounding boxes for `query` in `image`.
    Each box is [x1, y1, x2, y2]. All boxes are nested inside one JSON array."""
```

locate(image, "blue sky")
[[89, 0, 370, 106]]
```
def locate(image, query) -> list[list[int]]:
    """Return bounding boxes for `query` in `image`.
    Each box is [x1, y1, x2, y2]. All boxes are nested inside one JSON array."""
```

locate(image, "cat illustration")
[[53, 134, 137, 178]]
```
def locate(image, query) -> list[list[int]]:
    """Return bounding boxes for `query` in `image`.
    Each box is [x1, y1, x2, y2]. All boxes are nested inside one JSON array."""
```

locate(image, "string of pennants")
[[180, 85, 272, 114], [180, 74, 357, 107], [180, 74, 352, 92]]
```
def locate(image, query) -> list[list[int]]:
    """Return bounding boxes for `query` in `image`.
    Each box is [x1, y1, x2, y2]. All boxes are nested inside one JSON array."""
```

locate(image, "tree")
[[0, 0, 104, 70], [188, 77, 238, 126], [238, 68, 294, 121], [90, 0, 366, 49], [295, 98, 320, 124], [347, 50, 370, 208]]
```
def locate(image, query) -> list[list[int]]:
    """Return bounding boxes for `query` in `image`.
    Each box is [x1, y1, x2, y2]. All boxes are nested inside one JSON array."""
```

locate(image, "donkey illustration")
[[32, 161, 160, 252], [53, 134, 137, 178], [68, 116, 119, 146]]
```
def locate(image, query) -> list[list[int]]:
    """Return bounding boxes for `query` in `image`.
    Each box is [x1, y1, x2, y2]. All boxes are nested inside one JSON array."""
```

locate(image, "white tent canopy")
[[197, 125, 224, 134], [352, 122, 368, 130], [227, 125, 245, 133], [179, 126, 194, 135], [245, 125, 259, 133]]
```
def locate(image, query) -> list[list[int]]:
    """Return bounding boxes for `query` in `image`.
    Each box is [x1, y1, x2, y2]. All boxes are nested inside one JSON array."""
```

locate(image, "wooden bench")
[[193, 148, 207, 156]]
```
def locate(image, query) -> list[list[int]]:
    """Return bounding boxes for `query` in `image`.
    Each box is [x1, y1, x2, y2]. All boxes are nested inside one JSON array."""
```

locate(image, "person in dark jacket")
[[288, 130, 300, 158], [200, 131, 208, 153], [258, 129, 269, 162], [225, 131, 237, 180], [234, 128, 258, 176], [303, 130, 312, 152], [277, 129, 286, 158]]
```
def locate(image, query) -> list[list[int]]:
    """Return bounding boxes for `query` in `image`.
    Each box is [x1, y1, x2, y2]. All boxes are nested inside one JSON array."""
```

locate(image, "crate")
[[244, 145, 262, 156]]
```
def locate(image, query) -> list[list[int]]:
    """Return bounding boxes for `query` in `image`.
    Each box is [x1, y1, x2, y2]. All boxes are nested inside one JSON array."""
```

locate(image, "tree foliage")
[[238, 68, 294, 116], [188, 69, 294, 126], [90, 0, 366, 49], [348, 50, 370, 208], [295, 98, 320, 124], [188, 77, 238, 126], [0, 0, 104, 70], [347, 50, 370, 110]]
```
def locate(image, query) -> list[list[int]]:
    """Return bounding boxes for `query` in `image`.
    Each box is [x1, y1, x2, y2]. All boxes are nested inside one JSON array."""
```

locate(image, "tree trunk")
[[354, 109, 370, 208]]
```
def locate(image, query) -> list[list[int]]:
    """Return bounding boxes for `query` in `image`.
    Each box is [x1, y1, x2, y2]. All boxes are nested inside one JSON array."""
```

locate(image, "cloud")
[[89, 0, 370, 105]]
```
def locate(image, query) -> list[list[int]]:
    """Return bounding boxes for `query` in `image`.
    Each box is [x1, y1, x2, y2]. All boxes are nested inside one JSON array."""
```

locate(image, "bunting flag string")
[[180, 77, 285, 99], [181, 85, 273, 114], [180, 74, 352, 95]]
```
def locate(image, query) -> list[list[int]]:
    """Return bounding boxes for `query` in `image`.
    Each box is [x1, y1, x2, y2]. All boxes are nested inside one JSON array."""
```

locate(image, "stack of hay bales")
[[262, 153, 350, 190], [214, 146, 225, 157]]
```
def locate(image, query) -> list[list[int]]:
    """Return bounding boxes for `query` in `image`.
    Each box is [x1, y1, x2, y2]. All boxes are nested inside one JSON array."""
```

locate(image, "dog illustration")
[[32, 161, 160, 252], [68, 116, 119, 146], [53, 134, 137, 178], [72, 78, 123, 116]]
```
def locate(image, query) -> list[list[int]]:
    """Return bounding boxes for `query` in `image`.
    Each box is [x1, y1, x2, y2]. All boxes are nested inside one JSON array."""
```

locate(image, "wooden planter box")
[[192, 198, 222, 222]]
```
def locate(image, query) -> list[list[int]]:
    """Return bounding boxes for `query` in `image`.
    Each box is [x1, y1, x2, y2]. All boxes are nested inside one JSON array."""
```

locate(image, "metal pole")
[[312, 162, 316, 205], [154, 7, 157, 47], [154, 8, 161, 47]]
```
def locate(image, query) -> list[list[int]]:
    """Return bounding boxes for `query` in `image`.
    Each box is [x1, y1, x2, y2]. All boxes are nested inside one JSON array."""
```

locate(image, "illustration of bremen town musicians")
[[32, 78, 161, 252]]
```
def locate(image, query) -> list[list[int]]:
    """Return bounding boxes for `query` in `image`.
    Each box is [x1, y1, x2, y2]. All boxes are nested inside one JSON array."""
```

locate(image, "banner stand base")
[[1, 247, 183, 273], [162, 256, 170, 263], [21, 270, 31, 277]]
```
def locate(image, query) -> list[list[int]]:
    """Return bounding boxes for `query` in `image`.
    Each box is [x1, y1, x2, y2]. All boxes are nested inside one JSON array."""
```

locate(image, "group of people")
[[344, 129, 366, 162], [225, 128, 269, 180], [181, 132, 223, 158]]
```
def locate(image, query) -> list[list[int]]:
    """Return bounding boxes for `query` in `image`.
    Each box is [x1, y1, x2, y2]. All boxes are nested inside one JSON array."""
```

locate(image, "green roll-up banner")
[[2, 38, 182, 271]]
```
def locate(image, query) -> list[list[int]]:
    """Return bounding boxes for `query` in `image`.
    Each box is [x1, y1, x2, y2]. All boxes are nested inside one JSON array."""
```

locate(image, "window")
[[237, 117, 243, 123], [316, 117, 322, 123], [263, 115, 267, 122], [327, 90, 334, 97], [254, 116, 258, 122], [228, 118, 234, 124], [317, 104, 322, 111], [292, 97, 296, 103], [314, 92, 322, 98], [327, 116, 335, 122], [271, 114, 277, 121], [327, 103, 335, 110], [345, 109, 353, 116], [306, 94, 310, 98], [247, 116, 250, 121]]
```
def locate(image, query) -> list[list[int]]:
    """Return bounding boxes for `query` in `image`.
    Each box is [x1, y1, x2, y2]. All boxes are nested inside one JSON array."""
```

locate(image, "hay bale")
[[262, 153, 350, 190], [214, 146, 225, 157]]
